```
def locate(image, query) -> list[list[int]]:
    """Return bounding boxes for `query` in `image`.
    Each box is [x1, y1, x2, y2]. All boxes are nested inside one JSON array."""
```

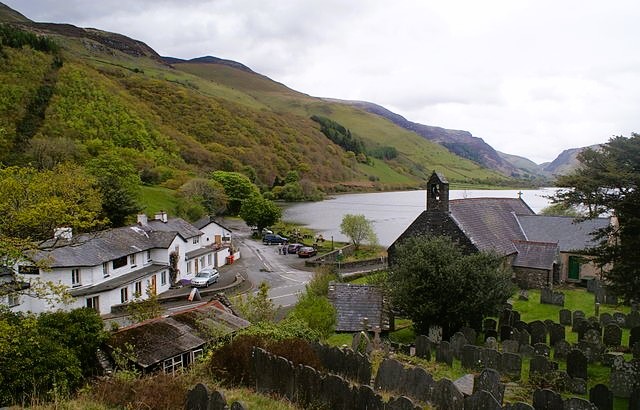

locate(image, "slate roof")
[[35, 227, 178, 268], [449, 198, 535, 256], [146, 218, 202, 239], [192, 216, 233, 232], [512, 240, 558, 271], [69, 263, 168, 297], [328, 282, 390, 332], [107, 300, 250, 369], [516, 215, 610, 252]]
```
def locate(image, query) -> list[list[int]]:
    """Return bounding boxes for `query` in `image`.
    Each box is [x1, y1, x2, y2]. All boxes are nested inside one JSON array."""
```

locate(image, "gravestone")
[[429, 325, 443, 343], [573, 310, 586, 322], [587, 279, 600, 293], [461, 326, 477, 345], [229, 402, 245, 410], [210, 390, 228, 410], [503, 402, 534, 410], [549, 323, 566, 347], [516, 329, 531, 346], [499, 309, 514, 328], [559, 309, 572, 326], [529, 355, 552, 377], [436, 341, 453, 366], [601, 352, 625, 367], [567, 349, 588, 380], [573, 317, 589, 335], [186, 383, 210, 410], [479, 347, 501, 370], [534, 343, 551, 358], [512, 310, 522, 323], [464, 389, 501, 410], [432, 378, 464, 410], [532, 388, 563, 410], [461, 344, 481, 369], [519, 344, 535, 357], [499, 352, 522, 380], [453, 374, 474, 397], [589, 383, 613, 410], [485, 329, 498, 341], [540, 287, 565, 306], [404, 366, 434, 403], [567, 377, 588, 395], [514, 320, 529, 332], [374, 358, 405, 392], [500, 325, 514, 341], [502, 339, 520, 354], [473, 368, 504, 405], [485, 337, 498, 350], [553, 340, 571, 361], [450, 332, 468, 360], [529, 320, 547, 345], [630, 326, 640, 349], [599, 312, 613, 326], [603, 291, 618, 306], [415, 335, 432, 360], [612, 312, 626, 327], [386, 396, 421, 410], [356, 385, 384, 410], [563, 397, 597, 409], [484, 318, 497, 332], [626, 311, 640, 329], [603, 323, 622, 347]]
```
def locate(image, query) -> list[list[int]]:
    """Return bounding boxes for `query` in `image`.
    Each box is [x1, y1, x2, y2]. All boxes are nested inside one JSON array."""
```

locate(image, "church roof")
[[328, 282, 391, 332], [516, 214, 610, 252]]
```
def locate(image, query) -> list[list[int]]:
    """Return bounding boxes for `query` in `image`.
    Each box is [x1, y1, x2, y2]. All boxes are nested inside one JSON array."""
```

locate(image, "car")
[[190, 268, 220, 287], [297, 246, 317, 258], [251, 227, 273, 235], [263, 233, 288, 245], [287, 243, 304, 254]]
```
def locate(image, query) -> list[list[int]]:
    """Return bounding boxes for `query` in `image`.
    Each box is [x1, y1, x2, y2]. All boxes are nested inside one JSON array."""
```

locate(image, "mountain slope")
[[542, 144, 600, 176]]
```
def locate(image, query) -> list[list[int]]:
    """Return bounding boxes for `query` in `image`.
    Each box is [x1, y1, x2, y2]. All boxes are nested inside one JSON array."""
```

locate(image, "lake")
[[282, 188, 559, 247]]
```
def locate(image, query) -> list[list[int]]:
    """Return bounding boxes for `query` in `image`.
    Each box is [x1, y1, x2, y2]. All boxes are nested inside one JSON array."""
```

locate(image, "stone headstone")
[[573, 310, 586, 322], [603, 323, 622, 347], [432, 378, 464, 410], [356, 384, 384, 410], [436, 340, 453, 366], [499, 352, 522, 380], [573, 318, 589, 338], [461, 344, 481, 370], [502, 339, 520, 354], [529, 320, 547, 345], [626, 311, 640, 329], [499, 309, 514, 328], [464, 389, 501, 410], [186, 383, 211, 410], [603, 290, 618, 306], [209, 390, 228, 410], [485, 329, 498, 341], [534, 343, 551, 358], [485, 337, 498, 350], [415, 335, 432, 360], [516, 329, 531, 346], [589, 383, 613, 410], [553, 340, 571, 361], [587, 279, 600, 293], [461, 326, 477, 345], [480, 348, 502, 370], [450, 332, 468, 360], [599, 312, 613, 326], [473, 368, 504, 405], [503, 402, 534, 410], [386, 396, 421, 410], [532, 388, 563, 410], [514, 320, 529, 332], [549, 323, 566, 347], [529, 355, 552, 378], [374, 358, 405, 392], [563, 397, 597, 409], [500, 325, 514, 341], [630, 326, 640, 349], [519, 344, 535, 357], [453, 373, 474, 397], [566, 377, 588, 395], [429, 325, 443, 343], [567, 349, 588, 380], [483, 318, 497, 332], [612, 312, 626, 327], [229, 402, 245, 410], [404, 366, 434, 403], [559, 309, 572, 326]]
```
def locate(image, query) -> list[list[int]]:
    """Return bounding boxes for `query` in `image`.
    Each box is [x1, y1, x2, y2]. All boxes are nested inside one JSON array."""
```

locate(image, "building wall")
[[514, 266, 551, 289], [558, 252, 601, 282]]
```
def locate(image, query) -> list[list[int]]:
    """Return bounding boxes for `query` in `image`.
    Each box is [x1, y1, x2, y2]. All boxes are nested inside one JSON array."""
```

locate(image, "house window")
[[8, 293, 19, 307], [207, 254, 212, 266], [112, 256, 127, 270], [71, 269, 81, 287], [130, 254, 136, 267], [199, 256, 205, 268], [193, 349, 204, 361], [86, 296, 100, 311], [146, 250, 152, 262], [161, 270, 167, 286], [102, 263, 109, 278], [120, 287, 128, 303], [18, 265, 39, 275], [187, 261, 192, 274], [193, 236, 200, 245], [163, 354, 184, 374], [134, 281, 142, 297]]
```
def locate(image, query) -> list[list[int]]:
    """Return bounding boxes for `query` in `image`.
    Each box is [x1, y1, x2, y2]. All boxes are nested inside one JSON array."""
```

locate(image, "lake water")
[[282, 188, 559, 247]]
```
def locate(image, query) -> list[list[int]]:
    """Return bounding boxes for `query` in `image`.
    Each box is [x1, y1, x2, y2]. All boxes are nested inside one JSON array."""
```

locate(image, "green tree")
[[239, 195, 282, 233], [177, 177, 228, 217], [210, 171, 260, 215], [552, 134, 640, 302], [340, 214, 378, 250], [287, 269, 338, 339], [387, 235, 514, 339], [232, 282, 277, 323], [125, 285, 163, 323], [0, 164, 106, 240], [87, 152, 142, 227], [539, 202, 581, 217]]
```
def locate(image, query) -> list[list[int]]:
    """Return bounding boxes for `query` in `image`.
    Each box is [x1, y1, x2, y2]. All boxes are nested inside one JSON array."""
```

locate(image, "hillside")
[[542, 144, 600, 176], [0, 2, 520, 201]]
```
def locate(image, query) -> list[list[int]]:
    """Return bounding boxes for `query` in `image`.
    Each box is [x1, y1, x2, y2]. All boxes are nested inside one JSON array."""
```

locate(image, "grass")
[[139, 185, 178, 215]]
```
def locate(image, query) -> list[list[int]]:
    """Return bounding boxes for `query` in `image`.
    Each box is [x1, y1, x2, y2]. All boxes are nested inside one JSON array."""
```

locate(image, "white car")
[[190, 268, 220, 288]]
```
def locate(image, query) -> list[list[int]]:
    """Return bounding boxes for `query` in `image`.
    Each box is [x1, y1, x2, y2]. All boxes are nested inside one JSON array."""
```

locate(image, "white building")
[[7, 213, 236, 316]]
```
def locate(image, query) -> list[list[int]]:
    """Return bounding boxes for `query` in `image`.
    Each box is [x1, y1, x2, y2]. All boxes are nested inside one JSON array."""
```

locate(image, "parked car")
[[190, 268, 220, 287], [251, 226, 273, 235], [297, 246, 317, 258], [263, 233, 288, 245], [287, 243, 304, 254]]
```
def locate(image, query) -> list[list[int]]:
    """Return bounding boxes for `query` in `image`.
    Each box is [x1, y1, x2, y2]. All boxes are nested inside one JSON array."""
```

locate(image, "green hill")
[[0, 4, 513, 201]]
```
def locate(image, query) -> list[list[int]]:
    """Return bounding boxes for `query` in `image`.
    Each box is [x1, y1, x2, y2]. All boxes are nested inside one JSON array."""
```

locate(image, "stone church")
[[388, 172, 610, 288]]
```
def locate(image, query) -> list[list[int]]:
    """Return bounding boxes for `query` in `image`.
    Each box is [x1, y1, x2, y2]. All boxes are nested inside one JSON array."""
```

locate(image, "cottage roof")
[[328, 282, 390, 332], [192, 216, 233, 232], [449, 197, 535, 256], [69, 263, 168, 297], [516, 215, 610, 252], [146, 218, 202, 239], [35, 227, 178, 268], [512, 240, 558, 271]]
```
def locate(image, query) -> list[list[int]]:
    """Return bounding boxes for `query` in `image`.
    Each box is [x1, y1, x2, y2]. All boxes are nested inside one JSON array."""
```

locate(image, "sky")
[[5, 1, 640, 164]]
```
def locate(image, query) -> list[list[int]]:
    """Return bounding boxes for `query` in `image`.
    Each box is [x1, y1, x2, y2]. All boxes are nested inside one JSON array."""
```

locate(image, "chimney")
[[54, 227, 72, 240], [137, 214, 148, 225], [154, 211, 168, 223]]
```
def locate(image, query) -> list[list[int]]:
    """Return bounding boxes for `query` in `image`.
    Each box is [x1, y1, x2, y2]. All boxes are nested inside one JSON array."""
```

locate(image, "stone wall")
[[514, 266, 550, 289]]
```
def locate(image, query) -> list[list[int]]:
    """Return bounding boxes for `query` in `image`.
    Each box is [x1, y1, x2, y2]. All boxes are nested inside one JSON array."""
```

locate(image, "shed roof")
[[512, 240, 558, 271], [516, 214, 610, 252], [328, 282, 390, 332]]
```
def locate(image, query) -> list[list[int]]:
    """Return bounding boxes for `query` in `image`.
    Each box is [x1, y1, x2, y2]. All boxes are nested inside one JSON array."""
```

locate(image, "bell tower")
[[426, 171, 449, 212]]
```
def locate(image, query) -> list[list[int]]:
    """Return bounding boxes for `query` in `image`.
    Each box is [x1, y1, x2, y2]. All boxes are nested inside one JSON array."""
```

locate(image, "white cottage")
[[8, 213, 236, 315]]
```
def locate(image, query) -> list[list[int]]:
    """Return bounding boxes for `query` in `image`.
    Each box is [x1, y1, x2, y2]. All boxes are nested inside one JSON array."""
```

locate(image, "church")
[[387, 172, 611, 288]]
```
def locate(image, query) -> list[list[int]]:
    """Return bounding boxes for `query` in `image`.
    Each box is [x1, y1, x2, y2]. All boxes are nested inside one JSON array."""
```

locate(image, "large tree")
[[552, 134, 640, 302], [386, 235, 514, 339], [210, 171, 260, 215], [239, 195, 282, 233], [340, 214, 378, 250]]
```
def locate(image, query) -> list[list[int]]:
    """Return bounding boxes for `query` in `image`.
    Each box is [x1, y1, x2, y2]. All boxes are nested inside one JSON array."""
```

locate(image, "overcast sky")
[[6, 1, 640, 163]]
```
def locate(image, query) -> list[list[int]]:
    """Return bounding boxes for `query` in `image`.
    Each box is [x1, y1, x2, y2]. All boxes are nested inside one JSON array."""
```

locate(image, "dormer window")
[[130, 254, 136, 267], [193, 236, 200, 245], [71, 269, 81, 287]]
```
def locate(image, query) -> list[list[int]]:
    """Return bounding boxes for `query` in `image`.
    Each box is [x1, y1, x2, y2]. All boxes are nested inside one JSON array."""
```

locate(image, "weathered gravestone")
[[626, 311, 640, 329], [464, 389, 501, 410], [514, 320, 530, 333], [480, 347, 501, 370], [502, 339, 520, 354], [209, 390, 229, 410], [321, 373, 354, 410], [534, 343, 551, 358], [512, 310, 522, 323], [453, 373, 474, 397], [529, 320, 547, 345], [612, 312, 626, 327], [432, 378, 464, 410], [601, 352, 625, 368], [436, 341, 453, 366], [500, 352, 522, 380], [573, 317, 589, 335], [559, 309, 572, 326], [603, 323, 622, 347], [485, 329, 498, 341], [503, 402, 534, 410], [553, 339, 571, 361], [461, 344, 481, 370], [589, 383, 613, 410], [499, 309, 514, 328], [229, 402, 245, 410], [540, 287, 565, 306], [599, 312, 613, 326], [610, 359, 640, 398], [549, 323, 566, 347], [519, 344, 535, 357], [473, 368, 504, 405], [485, 337, 498, 350], [186, 383, 211, 410], [355, 384, 385, 410], [429, 325, 443, 343], [374, 358, 405, 393], [567, 349, 588, 380], [386, 396, 421, 410], [566, 376, 588, 395], [484, 318, 497, 332], [451, 332, 469, 360], [530, 355, 554, 378], [573, 310, 586, 322], [563, 397, 597, 410], [461, 326, 477, 345], [415, 335, 432, 360], [403, 366, 434, 404], [516, 329, 531, 347], [630, 327, 640, 350], [634, 340, 640, 359], [501, 325, 514, 341], [532, 388, 564, 410]]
